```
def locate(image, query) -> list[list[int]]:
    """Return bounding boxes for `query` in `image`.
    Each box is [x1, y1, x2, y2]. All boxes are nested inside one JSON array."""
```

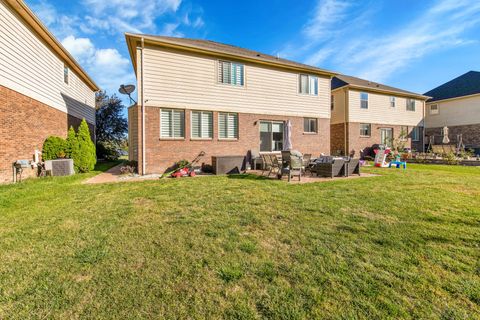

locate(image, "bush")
[[66, 126, 79, 159], [96, 141, 120, 161], [42, 136, 67, 160], [74, 119, 96, 173]]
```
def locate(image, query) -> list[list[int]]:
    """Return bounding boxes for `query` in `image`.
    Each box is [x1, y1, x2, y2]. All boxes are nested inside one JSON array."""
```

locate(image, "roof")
[[125, 33, 337, 77], [424, 71, 480, 102], [332, 74, 429, 100], [5, 0, 99, 91]]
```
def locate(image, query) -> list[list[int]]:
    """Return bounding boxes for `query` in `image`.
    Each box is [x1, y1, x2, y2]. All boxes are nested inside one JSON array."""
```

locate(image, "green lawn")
[[0, 164, 479, 319]]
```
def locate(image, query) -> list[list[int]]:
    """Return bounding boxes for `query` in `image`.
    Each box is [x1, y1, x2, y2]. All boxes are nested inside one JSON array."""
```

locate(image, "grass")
[[0, 164, 479, 319]]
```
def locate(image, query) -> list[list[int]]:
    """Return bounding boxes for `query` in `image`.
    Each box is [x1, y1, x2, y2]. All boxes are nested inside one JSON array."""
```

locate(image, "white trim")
[[425, 92, 480, 104]]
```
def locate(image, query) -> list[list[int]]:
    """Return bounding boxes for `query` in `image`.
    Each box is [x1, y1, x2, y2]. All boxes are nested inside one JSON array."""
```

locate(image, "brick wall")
[[426, 124, 480, 149], [0, 85, 95, 183], [140, 106, 330, 174], [330, 123, 346, 156]]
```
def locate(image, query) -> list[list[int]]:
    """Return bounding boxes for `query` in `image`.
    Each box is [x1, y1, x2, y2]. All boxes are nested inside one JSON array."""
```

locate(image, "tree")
[[42, 136, 67, 160], [66, 126, 79, 159], [95, 91, 128, 158], [75, 119, 96, 172]]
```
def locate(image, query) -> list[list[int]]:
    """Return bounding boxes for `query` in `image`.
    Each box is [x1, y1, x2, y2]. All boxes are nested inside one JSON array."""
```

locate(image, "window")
[[411, 126, 420, 141], [390, 96, 396, 108], [304, 118, 317, 133], [191, 111, 213, 139], [331, 95, 334, 110], [218, 61, 244, 86], [360, 92, 368, 109], [430, 104, 439, 115], [406, 98, 415, 111], [299, 74, 318, 95], [380, 128, 393, 146], [360, 123, 371, 137], [260, 121, 283, 152], [160, 109, 185, 139], [218, 112, 238, 139], [400, 126, 408, 141], [64, 65, 69, 84]]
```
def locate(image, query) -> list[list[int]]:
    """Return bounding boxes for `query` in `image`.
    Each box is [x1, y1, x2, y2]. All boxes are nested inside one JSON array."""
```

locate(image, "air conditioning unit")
[[45, 159, 74, 176]]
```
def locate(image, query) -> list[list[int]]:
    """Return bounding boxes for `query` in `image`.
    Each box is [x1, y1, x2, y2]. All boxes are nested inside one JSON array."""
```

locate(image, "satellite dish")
[[118, 84, 137, 104]]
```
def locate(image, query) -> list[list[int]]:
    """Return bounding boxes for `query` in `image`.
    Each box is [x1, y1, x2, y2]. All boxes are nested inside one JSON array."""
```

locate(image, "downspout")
[[422, 100, 426, 153], [141, 37, 146, 175], [344, 88, 348, 156]]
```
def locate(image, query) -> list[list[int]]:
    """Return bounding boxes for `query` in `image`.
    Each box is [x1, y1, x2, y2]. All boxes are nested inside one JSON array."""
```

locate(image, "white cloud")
[[303, 0, 351, 41], [61, 36, 134, 96]]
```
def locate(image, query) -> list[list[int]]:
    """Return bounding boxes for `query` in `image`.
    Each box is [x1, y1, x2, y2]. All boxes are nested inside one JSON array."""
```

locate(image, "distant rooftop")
[[332, 74, 428, 99], [424, 71, 480, 102]]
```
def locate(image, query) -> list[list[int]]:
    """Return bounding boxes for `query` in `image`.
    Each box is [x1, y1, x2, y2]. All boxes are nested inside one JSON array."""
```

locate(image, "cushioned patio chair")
[[280, 150, 302, 182], [312, 158, 346, 178]]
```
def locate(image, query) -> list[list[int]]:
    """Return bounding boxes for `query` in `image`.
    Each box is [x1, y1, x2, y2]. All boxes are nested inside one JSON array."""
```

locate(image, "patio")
[[246, 170, 378, 184]]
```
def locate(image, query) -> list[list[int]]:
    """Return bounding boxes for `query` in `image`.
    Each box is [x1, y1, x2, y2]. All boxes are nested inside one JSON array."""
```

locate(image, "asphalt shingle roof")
[[332, 74, 426, 98], [424, 71, 480, 102], [126, 34, 336, 75]]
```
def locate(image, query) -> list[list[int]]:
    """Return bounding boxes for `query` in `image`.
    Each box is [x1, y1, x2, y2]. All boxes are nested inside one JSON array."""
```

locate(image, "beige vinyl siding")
[[348, 89, 424, 126], [0, 0, 96, 124], [331, 89, 347, 124], [140, 46, 331, 119], [425, 95, 480, 128]]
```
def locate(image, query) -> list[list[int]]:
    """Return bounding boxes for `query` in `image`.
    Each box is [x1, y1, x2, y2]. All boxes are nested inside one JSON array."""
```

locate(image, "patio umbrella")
[[442, 126, 450, 144], [283, 120, 292, 151]]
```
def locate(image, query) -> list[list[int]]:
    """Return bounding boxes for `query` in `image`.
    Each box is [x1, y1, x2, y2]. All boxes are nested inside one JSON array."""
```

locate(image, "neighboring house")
[[0, 0, 99, 183], [424, 71, 480, 151], [331, 75, 429, 157], [125, 34, 336, 175]]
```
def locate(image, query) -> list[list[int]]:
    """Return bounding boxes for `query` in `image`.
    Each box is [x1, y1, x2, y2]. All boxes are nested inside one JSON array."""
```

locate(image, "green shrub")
[[96, 141, 120, 161], [74, 119, 96, 173], [42, 136, 67, 160], [65, 126, 79, 159]]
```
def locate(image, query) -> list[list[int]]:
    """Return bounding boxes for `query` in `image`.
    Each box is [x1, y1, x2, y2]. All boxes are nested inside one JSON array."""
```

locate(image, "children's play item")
[[374, 148, 391, 167], [389, 161, 407, 169]]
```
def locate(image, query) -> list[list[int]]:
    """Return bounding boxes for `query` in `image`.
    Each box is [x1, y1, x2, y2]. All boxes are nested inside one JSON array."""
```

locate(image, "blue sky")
[[27, 0, 480, 105]]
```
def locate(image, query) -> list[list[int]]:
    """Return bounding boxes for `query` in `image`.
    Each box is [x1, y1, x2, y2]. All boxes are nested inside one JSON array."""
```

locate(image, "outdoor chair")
[[280, 150, 302, 182], [345, 158, 360, 176], [312, 158, 346, 178], [302, 154, 312, 175], [250, 149, 261, 170], [269, 154, 281, 178], [261, 154, 271, 176]]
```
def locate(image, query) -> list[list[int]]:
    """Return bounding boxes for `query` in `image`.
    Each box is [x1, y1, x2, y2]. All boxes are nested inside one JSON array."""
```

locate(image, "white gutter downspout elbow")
[[141, 37, 146, 175]]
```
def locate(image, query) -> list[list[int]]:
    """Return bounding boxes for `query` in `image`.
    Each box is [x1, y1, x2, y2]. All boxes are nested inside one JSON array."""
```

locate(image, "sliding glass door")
[[260, 121, 284, 152], [380, 128, 393, 146]]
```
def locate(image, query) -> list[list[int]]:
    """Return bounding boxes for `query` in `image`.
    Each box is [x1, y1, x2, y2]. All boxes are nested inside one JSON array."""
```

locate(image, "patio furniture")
[[211, 156, 246, 175], [312, 157, 346, 178], [261, 154, 272, 175], [280, 150, 302, 182], [389, 161, 407, 169], [250, 149, 261, 170], [302, 154, 312, 174], [345, 158, 361, 176], [269, 154, 282, 178]]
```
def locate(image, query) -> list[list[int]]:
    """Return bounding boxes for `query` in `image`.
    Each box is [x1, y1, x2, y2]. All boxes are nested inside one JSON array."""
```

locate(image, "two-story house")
[[125, 34, 336, 175], [0, 0, 99, 183], [424, 71, 480, 152], [330, 74, 429, 157]]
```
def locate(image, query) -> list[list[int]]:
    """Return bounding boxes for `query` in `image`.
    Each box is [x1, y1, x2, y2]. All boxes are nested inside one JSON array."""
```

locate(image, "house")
[[125, 34, 336, 175], [424, 71, 480, 151], [0, 0, 99, 183], [330, 74, 429, 157]]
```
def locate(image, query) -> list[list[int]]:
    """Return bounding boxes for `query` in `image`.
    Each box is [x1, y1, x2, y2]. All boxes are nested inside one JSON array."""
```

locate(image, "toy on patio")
[[164, 151, 206, 178], [374, 147, 391, 167]]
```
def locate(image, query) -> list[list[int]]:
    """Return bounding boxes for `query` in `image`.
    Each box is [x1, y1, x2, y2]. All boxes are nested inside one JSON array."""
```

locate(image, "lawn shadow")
[[227, 173, 272, 181]]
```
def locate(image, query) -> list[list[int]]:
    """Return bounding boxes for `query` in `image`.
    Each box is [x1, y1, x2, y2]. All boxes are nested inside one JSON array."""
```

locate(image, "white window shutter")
[[161, 109, 172, 138], [191, 111, 200, 138], [173, 110, 184, 138]]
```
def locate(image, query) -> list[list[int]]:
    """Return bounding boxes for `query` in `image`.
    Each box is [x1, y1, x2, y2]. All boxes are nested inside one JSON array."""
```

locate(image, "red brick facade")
[[130, 105, 330, 174], [0, 85, 95, 183], [426, 124, 480, 149], [331, 121, 425, 157]]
